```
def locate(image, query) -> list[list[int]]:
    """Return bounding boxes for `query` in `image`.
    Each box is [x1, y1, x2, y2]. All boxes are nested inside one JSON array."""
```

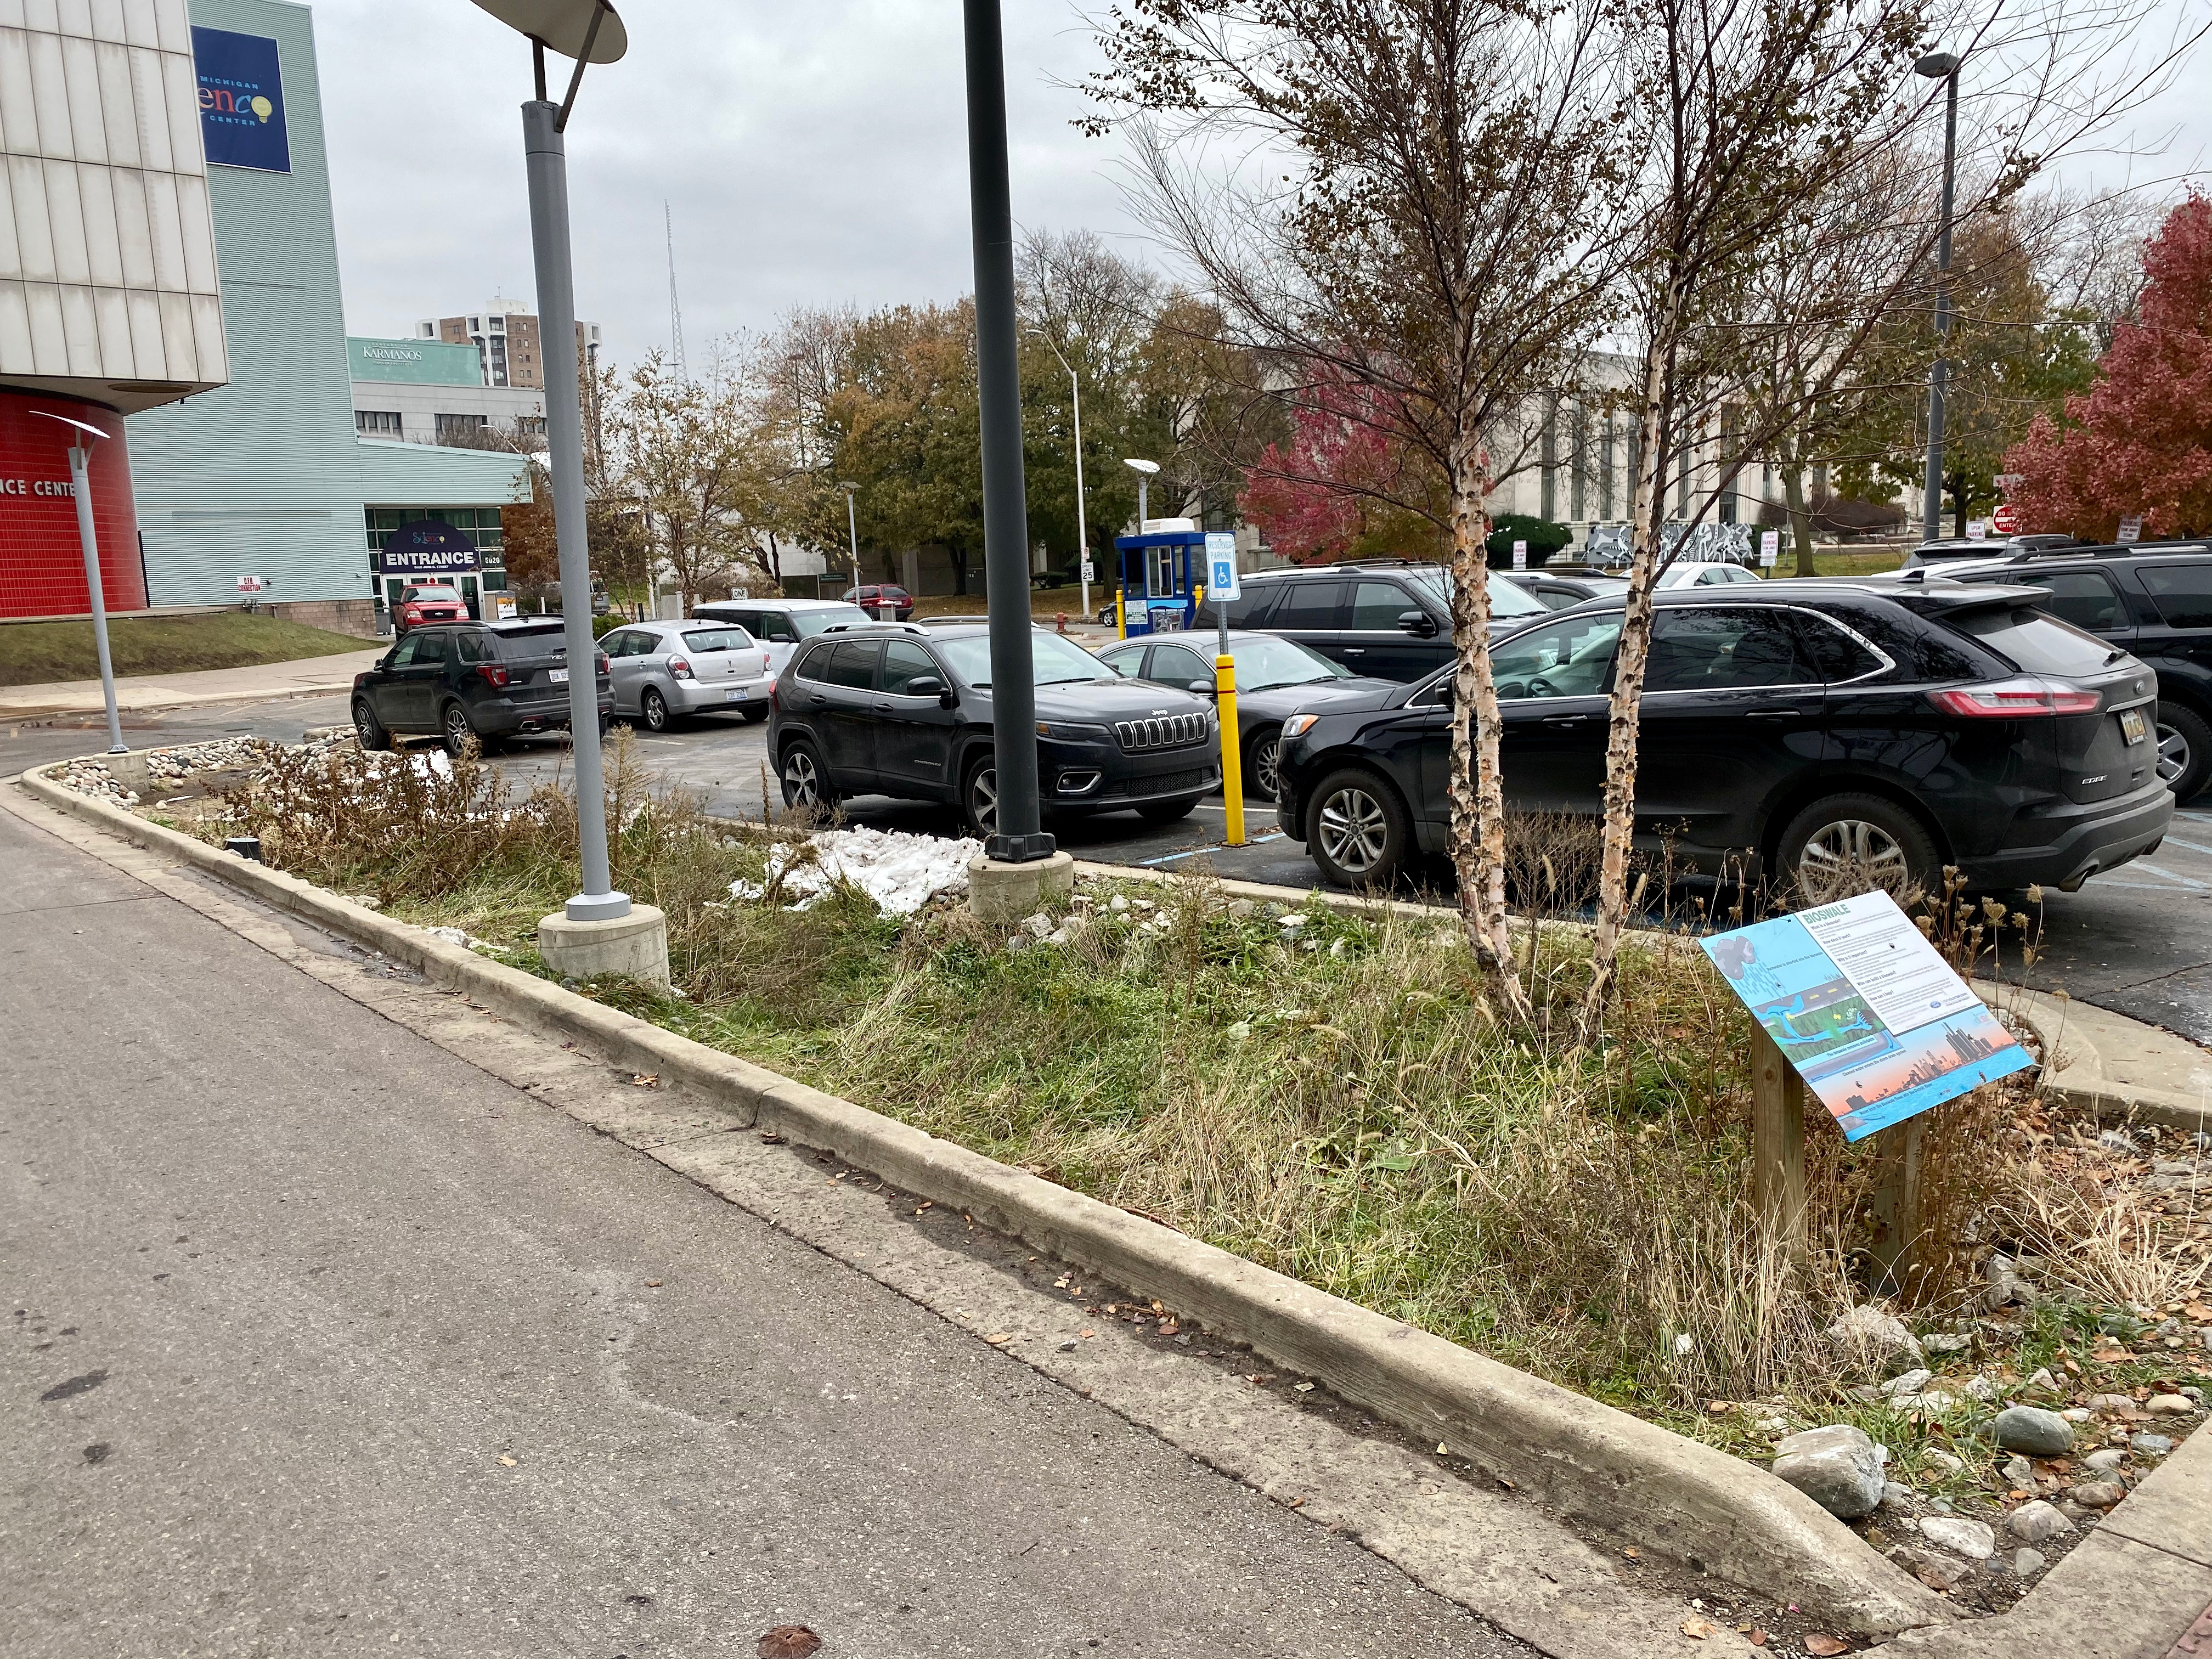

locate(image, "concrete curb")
[[18, 760, 1950, 1638]]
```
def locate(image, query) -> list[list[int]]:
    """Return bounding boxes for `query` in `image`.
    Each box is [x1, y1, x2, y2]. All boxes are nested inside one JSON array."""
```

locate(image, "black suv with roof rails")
[[351, 619, 613, 757], [768, 622, 1220, 839], [1900, 533, 2089, 571], [1192, 558, 1549, 682], [1272, 579, 2174, 894], [1910, 541, 2212, 802]]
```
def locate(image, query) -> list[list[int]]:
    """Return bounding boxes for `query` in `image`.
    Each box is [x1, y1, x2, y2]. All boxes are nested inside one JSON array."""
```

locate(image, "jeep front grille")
[[1114, 712, 1209, 752]]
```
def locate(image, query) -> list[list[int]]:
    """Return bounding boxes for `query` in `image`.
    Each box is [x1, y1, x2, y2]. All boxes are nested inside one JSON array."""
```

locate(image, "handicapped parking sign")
[[1205, 531, 1240, 601]]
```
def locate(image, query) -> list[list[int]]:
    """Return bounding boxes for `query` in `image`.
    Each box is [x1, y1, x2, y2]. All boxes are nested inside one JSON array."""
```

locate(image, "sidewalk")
[[0, 647, 383, 720]]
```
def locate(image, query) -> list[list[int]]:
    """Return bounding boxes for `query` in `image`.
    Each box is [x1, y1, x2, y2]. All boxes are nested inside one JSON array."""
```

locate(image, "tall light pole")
[[1916, 50, 1961, 544], [840, 479, 860, 585], [473, 0, 646, 944], [963, 0, 1051, 863], [1028, 328, 1090, 620], [33, 411, 123, 754], [1123, 455, 1158, 529]]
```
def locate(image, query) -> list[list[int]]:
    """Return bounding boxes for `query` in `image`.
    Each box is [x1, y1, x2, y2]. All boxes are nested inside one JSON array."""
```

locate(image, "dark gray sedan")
[[1094, 630, 1395, 802]]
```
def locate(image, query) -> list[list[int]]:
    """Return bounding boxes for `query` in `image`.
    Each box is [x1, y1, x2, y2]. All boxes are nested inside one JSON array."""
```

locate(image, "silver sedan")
[[601, 620, 775, 731]]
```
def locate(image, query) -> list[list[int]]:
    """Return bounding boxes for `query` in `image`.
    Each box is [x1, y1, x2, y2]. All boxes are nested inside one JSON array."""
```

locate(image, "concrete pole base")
[[106, 750, 152, 800], [538, 902, 671, 990], [967, 851, 1076, 924]]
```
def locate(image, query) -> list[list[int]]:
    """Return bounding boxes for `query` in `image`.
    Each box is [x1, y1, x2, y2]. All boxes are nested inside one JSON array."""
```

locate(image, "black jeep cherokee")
[[1272, 580, 2174, 894], [769, 623, 1220, 838]]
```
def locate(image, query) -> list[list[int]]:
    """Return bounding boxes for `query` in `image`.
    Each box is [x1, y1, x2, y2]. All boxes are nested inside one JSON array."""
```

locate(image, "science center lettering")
[[0, 478, 78, 497]]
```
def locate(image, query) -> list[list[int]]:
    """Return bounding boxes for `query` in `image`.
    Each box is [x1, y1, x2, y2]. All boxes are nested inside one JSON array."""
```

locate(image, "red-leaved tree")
[[2007, 194, 2212, 539], [1237, 377, 1442, 563]]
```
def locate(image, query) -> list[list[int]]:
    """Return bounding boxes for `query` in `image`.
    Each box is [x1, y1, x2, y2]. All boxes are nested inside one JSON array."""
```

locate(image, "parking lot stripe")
[[1138, 832, 1289, 866]]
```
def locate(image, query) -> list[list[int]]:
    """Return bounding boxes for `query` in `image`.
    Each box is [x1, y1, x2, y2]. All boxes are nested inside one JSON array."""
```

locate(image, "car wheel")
[[1776, 793, 1939, 904], [963, 754, 998, 840], [1137, 794, 1198, 824], [641, 687, 672, 733], [1245, 732, 1282, 803], [780, 738, 833, 811], [738, 706, 768, 725], [1306, 768, 1409, 888], [2155, 702, 2210, 802], [352, 698, 391, 752], [440, 701, 481, 758]]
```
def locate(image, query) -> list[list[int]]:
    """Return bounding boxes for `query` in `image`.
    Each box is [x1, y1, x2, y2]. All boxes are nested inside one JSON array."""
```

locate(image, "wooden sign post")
[[1864, 1118, 1928, 1294], [1749, 1020, 1808, 1261]]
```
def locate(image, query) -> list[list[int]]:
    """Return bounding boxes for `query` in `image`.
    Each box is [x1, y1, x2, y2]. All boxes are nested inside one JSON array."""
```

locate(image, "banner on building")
[[193, 27, 290, 174], [379, 520, 481, 578]]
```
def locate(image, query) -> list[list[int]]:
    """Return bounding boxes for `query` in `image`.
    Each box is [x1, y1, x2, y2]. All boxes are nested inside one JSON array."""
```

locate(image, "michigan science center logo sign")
[[192, 27, 290, 174]]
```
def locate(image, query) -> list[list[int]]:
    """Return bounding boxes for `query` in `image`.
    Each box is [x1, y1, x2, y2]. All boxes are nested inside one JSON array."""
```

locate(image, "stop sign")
[[1991, 503, 2020, 534]]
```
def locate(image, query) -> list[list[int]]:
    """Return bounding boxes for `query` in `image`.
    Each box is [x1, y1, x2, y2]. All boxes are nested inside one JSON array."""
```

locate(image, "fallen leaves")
[[1803, 1636, 1849, 1656], [985, 1333, 1013, 1346], [630, 1074, 659, 1088], [758, 1626, 821, 1659], [1680, 1616, 1717, 1639]]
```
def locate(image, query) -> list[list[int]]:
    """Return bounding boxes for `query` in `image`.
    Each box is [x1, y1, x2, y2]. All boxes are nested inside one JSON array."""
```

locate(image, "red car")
[[393, 583, 468, 634], [844, 583, 915, 621]]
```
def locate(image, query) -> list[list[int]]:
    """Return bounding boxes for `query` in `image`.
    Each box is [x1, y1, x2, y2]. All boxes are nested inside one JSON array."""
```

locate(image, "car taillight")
[[1929, 681, 2102, 718], [668, 656, 693, 680], [770, 681, 780, 710], [595, 652, 610, 674], [476, 663, 510, 689], [762, 652, 771, 673]]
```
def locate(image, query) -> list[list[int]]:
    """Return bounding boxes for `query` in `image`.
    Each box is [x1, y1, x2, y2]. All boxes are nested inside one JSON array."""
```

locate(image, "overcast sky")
[[314, 1, 2208, 368]]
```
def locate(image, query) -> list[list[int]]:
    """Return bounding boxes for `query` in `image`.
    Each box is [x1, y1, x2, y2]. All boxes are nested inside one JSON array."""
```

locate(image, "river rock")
[[1995, 1406, 2074, 1455], [1920, 1515, 1997, 1559], [1882, 1368, 1934, 1397], [2084, 1449, 2127, 1472], [2001, 1455, 2036, 1488], [2069, 1481, 2126, 1508], [1828, 1305, 1923, 1366], [1772, 1424, 1887, 1519], [2148, 1393, 2196, 1415], [2132, 1433, 2175, 1457], [2007, 1500, 2072, 1543], [1892, 1544, 1971, 1589], [2014, 1548, 2047, 1577]]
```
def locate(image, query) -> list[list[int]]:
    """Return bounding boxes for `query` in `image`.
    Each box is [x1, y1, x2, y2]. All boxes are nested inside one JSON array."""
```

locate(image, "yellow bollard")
[[1116, 586, 1126, 639], [1216, 653, 1246, 847]]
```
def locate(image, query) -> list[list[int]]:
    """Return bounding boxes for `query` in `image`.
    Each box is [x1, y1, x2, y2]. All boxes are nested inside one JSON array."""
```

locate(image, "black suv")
[[1272, 582, 2174, 894], [1192, 559, 1549, 682], [1923, 543, 2211, 801], [352, 620, 613, 756], [769, 623, 1220, 838]]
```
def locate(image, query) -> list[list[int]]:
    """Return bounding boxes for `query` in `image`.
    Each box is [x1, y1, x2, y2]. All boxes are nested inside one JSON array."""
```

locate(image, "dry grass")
[[181, 741, 2204, 1445]]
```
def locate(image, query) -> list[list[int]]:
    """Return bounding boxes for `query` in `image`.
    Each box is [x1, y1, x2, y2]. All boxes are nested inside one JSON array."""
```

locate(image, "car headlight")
[[1036, 721, 1110, 740], [1282, 713, 1321, 739]]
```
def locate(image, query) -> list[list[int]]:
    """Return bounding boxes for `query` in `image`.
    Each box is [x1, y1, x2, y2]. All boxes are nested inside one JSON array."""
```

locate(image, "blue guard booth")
[[1110, 528, 1206, 636]]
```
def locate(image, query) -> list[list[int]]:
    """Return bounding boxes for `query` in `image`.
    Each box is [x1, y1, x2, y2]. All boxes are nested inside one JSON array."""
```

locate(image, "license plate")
[[726, 687, 746, 703], [549, 667, 569, 684], [2119, 707, 2147, 744]]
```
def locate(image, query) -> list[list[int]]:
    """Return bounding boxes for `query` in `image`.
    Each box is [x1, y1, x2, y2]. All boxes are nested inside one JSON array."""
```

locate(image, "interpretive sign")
[[1700, 890, 2032, 1141]]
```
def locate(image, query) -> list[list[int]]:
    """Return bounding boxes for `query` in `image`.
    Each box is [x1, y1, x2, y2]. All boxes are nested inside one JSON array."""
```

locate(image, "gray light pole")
[[1916, 50, 1961, 544], [1029, 329, 1090, 620], [477, 0, 631, 923], [33, 411, 123, 754], [840, 479, 860, 584], [963, 0, 1051, 862]]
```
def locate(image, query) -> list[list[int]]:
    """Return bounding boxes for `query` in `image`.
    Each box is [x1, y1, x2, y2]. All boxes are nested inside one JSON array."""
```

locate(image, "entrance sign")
[[1758, 530, 1779, 568], [1205, 532, 1240, 601], [379, 519, 482, 578], [1700, 890, 2031, 1141]]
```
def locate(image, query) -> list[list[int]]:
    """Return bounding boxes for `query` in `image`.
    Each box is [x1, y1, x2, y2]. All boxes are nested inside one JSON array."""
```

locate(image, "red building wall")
[[0, 390, 143, 619]]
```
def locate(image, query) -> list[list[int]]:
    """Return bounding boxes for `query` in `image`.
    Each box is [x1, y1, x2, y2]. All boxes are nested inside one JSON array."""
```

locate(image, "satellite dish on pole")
[[470, 0, 627, 61]]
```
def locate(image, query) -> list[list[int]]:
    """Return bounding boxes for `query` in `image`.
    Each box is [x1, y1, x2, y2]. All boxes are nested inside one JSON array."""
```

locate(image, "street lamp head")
[[30, 410, 107, 444], [1915, 50, 1959, 77], [1122, 458, 1160, 476], [471, 0, 628, 60]]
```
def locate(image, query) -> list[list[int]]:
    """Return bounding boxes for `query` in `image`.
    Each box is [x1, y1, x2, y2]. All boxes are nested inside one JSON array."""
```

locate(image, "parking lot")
[[7, 687, 2209, 1046]]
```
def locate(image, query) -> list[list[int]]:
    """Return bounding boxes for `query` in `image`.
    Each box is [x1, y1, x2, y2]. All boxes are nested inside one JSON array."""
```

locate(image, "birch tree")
[[1087, 0, 1628, 1015]]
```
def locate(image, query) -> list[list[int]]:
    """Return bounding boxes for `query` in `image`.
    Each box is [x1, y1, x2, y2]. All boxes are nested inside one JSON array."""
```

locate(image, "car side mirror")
[[1188, 678, 1217, 696], [906, 675, 946, 700], [1398, 610, 1438, 638]]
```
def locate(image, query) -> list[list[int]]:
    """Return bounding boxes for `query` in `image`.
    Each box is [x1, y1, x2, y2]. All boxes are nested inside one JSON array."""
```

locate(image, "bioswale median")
[[31, 732, 2212, 1637]]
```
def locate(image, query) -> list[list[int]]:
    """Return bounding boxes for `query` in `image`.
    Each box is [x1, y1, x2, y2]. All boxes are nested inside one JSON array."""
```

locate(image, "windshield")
[[791, 605, 872, 639], [681, 627, 755, 653], [407, 586, 460, 602], [938, 631, 1109, 689], [1228, 633, 1348, 690], [1405, 567, 1545, 617]]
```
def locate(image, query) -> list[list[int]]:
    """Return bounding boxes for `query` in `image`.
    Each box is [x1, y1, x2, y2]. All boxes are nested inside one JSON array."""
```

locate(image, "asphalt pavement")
[[0, 796, 1512, 1658], [6, 687, 2208, 1043]]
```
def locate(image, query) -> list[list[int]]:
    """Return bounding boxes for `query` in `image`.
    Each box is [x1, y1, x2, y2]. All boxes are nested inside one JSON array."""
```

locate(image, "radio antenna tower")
[[665, 202, 686, 378]]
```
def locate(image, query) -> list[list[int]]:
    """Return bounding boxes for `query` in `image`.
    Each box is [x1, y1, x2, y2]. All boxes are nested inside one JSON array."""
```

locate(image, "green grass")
[[0, 611, 375, 687]]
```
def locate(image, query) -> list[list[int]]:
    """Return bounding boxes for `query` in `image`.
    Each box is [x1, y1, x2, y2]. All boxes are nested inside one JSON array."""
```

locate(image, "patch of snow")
[[730, 826, 983, 917]]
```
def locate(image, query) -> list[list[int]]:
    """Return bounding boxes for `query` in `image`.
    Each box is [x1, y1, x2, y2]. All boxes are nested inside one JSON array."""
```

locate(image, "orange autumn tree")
[[2007, 194, 2212, 539]]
